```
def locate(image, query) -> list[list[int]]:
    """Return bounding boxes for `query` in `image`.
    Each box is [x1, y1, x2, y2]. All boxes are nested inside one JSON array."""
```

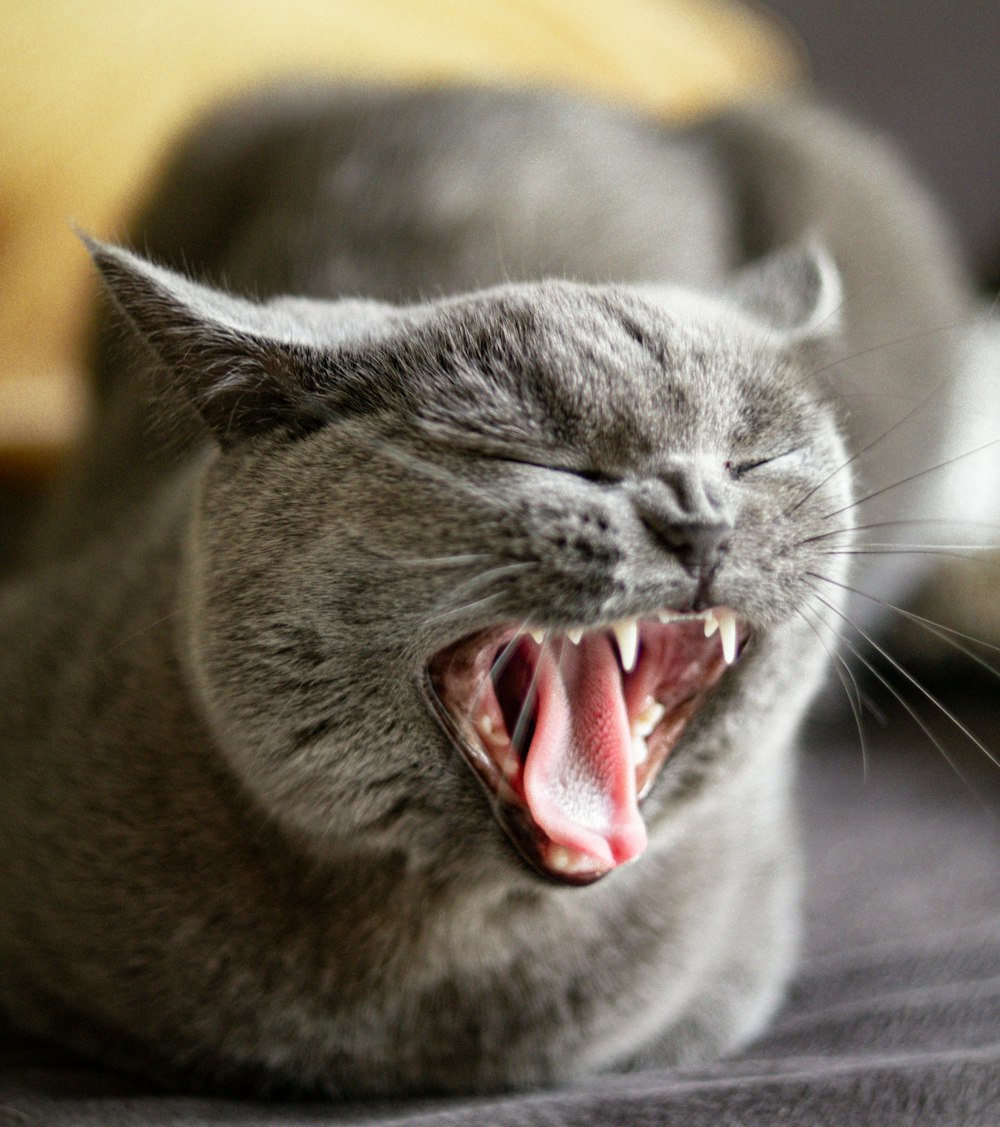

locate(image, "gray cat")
[[0, 85, 979, 1095]]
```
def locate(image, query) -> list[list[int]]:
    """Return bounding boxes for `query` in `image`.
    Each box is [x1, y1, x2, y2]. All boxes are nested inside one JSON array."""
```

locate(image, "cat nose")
[[647, 516, 732, 575], [633, 468, 733, 576]]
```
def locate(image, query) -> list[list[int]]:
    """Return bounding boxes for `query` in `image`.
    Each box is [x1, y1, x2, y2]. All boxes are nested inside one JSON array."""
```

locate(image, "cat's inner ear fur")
[[725, 242, 843, 344], [85, 237, 375, 447]]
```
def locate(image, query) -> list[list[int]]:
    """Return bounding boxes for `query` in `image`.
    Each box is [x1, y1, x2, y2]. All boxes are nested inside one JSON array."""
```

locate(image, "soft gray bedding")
[[3, 684, 997, 1126]]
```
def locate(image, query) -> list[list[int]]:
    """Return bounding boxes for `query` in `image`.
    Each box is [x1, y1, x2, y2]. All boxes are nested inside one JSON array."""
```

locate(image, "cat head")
[[89, 239, 851, 887]]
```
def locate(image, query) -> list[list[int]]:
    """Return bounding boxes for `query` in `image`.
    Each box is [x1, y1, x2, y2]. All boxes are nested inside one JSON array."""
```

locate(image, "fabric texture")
[[3, 685, 998, 1126]]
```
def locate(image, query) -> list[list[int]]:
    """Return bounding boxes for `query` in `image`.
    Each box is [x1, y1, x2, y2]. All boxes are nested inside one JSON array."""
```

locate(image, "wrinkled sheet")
[[3, 686, 998, 1127]]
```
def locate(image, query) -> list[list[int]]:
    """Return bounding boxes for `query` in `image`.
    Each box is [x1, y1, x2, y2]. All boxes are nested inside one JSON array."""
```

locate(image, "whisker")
[[804, 579, 1000, 772], [795, 316, 981, 389], [797, 602, 870, 778], [103, 606, 189, 655], [490, 627, 531, 683], [824, 542, 1000, 552], [334, 420, 493, 502], [785, 364, 959, 517], [799, 518, 1000, 547], [510, 635, 546, 756], [425, 561, 538, 629], [818, 548, 1000, 569], [466, 622, 532, 724], [823, 434, 1000, 522], [804, 570, 1000, 675], [883, 611, 1000, 686], [784, 302, 1000, 524], [393, 553, 492, 569], [424, 591, 506, 625], [819, 614, 984, 804], [432, 561, 537, 606]]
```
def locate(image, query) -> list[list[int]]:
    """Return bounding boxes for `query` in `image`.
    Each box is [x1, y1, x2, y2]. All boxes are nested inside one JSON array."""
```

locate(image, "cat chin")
[[425, 608, 749, 886]]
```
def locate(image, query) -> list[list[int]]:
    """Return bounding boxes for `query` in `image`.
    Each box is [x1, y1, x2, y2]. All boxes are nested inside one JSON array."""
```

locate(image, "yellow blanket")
[[0, 0, 798, 472]]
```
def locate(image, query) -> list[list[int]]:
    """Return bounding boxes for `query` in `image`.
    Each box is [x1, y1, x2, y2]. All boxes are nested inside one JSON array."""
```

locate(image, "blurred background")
[[0, 0, 997, 521], [763, 0, 999, 280]]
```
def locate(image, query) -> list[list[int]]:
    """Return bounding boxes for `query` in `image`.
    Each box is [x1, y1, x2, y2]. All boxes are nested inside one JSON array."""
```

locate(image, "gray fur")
[[0, 85, 978, 1096]]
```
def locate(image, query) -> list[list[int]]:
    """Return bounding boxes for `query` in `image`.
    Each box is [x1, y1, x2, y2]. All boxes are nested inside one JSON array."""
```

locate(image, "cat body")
[[0, 86, 976, 1094]]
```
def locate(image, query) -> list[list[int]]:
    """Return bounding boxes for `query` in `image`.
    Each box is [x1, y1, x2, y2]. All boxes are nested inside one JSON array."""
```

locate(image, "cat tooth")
[[475, 713, 523, 778], [632, 698, 666, 739], [547, 845, 599, 875], [657, 609, 682, 623], [477, 713, 510, 751], [717, 608, 738, 665], [612, 619, 640, 672], [566, 627, 584, 645], [529, 628, 545, 644], [703, 609, 719, 638], [631, 734, 649, 766], [482, 732, 519, 779]]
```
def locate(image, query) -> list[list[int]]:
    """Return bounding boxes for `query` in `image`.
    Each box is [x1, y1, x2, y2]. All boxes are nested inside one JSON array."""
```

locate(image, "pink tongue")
[[522, 635, 648, 868]]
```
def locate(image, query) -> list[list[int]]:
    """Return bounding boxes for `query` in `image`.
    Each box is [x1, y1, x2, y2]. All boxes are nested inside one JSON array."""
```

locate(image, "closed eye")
[[453, 444, 621, 484], [411, 420, 621, 484], [571, 467, 621, 485], [513, 462, 622, 487], [459, 448, 621, 485], [728, 448, 809, 478]]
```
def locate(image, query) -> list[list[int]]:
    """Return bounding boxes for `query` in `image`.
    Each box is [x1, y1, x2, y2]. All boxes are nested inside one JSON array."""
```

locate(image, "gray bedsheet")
[[3, 682, 998, 1126]]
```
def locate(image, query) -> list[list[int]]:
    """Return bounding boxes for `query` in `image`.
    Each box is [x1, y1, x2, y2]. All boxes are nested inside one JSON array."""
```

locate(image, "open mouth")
[[426, 608, 748, 886]]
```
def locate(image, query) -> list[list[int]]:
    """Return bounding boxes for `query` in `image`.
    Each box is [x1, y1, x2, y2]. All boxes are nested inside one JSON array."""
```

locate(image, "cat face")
[[90, 240, 852, 887]]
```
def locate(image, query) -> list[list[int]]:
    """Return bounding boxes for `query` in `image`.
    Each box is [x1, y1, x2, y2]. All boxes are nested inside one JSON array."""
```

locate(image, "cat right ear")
[[84, 237, 379, 447], [725, 241, 844, 344]]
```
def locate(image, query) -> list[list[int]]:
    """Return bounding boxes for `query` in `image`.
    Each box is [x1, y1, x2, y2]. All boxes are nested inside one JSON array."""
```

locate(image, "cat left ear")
[[726, 241, 843, 344], [84, 237, 364, 447]]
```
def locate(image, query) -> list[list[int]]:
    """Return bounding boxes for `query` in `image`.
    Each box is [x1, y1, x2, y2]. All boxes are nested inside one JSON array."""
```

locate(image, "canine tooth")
[[501, 753, 520, 781], [484, 729, 508, 750], [477, 713, 509, 749], [632, 698, 666, 739], [703, 609, 719, 638], [631, 734, 649, 765], [484, 736, 518, 778], [566, 627, 584, 645], [612, 619, 639, 672], [717, 608, 738, 665], [529, 628, 545, 644]]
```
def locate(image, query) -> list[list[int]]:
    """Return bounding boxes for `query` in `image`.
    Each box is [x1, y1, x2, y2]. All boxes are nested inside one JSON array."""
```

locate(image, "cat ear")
[[726, 242, 843, 343], [85, 237, 372, 447]]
